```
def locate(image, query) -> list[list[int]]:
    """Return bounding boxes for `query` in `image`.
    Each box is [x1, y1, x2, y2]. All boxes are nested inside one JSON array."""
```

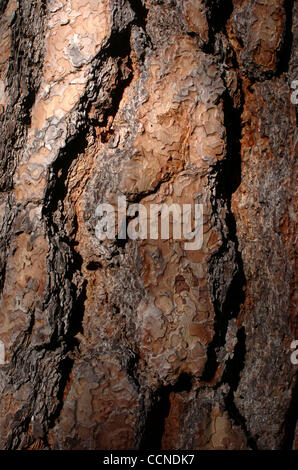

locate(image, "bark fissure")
[[139, 373, 193, 450]]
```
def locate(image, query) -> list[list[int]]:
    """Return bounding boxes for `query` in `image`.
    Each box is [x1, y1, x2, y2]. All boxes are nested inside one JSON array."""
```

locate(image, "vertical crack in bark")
[[276, 0, 294, 76], [281, 377, 298, 449], [199, 77, 254, 446], [201, 85, 245, 382], [223, 328, 258, 450], [128, 0, 149, 31], [0, 0, 9, 16], [202, 0, 233, 53], [39, 4, 150, 443], [139, 373, 193, 450]]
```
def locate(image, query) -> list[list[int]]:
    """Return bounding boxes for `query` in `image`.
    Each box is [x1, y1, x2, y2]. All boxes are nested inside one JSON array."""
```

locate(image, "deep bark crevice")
[[128, 0, 149, 31], [39, 8, 143, 442], [139, 373, 193, 450], [202, 0, 234, 54], [276, 0, 294, 77], [223, 328, 258, 450], [201, 86, 245, 383], [281, 377, 298, 449]]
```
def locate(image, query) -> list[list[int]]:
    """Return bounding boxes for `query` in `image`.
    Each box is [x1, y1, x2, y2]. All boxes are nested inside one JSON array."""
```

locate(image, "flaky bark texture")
[[0, 0, 297, 450]]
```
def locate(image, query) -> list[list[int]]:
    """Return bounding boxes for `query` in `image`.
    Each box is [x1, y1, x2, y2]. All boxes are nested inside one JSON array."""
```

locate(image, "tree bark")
[[0, 0, 297, 450]]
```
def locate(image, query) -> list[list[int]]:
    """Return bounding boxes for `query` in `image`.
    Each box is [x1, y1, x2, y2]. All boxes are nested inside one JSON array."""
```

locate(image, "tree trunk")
[[0, 0, 297, 450]]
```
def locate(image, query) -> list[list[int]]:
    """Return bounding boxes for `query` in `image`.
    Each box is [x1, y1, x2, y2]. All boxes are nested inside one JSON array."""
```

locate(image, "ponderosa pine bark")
[[0, 0, 297, 450]]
